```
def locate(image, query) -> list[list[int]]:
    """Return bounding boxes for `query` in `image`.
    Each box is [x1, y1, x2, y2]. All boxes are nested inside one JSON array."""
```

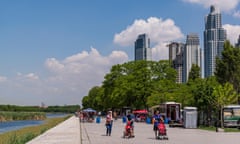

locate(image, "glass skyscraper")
[[204, 5, 226, 77], [134, 34, 152, 61], [183, 34, 201, 82]]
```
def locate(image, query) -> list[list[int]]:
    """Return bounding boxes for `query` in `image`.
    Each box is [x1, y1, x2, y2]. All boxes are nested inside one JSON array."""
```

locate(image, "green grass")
[[224, 128, 240, 132], [198, 125, 240, 132], [0, 115, 71, 144], [198, 125, 217, 131]]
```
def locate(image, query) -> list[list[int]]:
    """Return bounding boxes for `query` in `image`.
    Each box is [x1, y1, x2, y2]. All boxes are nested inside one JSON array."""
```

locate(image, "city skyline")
[[0, 1, 240, 106]]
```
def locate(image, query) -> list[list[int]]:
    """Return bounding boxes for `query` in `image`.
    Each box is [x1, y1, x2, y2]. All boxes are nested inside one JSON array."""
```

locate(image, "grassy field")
[[0, 115, 71, 144]]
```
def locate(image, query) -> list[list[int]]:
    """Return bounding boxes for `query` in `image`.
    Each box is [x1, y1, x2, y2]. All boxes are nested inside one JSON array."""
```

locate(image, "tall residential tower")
[[168, 42, 185, 83], [183, 34, 201, 82], [204, 5, 226, 77], [134, 34, 152, 61]]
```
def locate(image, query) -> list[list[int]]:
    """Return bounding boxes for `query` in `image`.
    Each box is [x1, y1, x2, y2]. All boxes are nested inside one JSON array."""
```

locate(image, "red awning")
[[133, 109, 148, 114]]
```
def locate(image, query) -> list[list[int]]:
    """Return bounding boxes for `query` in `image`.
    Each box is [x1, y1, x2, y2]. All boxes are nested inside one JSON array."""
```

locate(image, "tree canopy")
[[215, 40, 240, 96], [82, 60, 177, 110]]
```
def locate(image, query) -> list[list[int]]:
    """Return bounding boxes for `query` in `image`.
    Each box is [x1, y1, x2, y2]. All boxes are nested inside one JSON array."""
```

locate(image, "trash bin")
[[122, 116, 127, 123], [183, 107, 197, 128], [164, 117, 169, 124], [96, 116, 101, 123], [146, 117, 151, 124]]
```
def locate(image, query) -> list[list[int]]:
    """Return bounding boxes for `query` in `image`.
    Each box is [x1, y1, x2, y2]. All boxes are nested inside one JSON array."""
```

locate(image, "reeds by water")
[[0, 111, 46, 121]]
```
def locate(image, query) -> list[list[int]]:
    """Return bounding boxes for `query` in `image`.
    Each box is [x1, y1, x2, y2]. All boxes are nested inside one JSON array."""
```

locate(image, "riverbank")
[[27, 116, 80, 144], [0, 115, 71, 144], [0, 111, 46, 122]]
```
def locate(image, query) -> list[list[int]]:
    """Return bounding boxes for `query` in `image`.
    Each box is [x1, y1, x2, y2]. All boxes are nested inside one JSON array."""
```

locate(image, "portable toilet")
[[183, 107, 197, 128]]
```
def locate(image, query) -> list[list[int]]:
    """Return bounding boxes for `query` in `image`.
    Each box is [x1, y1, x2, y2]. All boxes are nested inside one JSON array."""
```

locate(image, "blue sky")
[[0, 0, 240, 106]]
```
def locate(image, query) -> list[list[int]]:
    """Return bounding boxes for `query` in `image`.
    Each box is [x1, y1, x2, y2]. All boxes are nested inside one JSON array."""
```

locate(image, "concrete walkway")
[[28, 116, 240, 144], [27, 116, 80, 144]]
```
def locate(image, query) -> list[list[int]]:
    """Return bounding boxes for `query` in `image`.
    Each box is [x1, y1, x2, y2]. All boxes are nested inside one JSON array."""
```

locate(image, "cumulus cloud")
[[223, 24, 240, 45], [46, 48, 128, 75], [182, 0, 240, 12], [114, 17, 184, 60], [151, 43, 169, 60], [45, 58, 64, 73], [42, 48, 128, 105], [0, 76, 7, 82], [16, 73, 39, 80], [25, 73, 39, 80], [0, 48, 128, 106]]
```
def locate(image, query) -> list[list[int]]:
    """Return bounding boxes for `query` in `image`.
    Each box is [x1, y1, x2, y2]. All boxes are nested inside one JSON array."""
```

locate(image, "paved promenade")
[[28, 116, 240, 144], [27, 116, 80, 144]]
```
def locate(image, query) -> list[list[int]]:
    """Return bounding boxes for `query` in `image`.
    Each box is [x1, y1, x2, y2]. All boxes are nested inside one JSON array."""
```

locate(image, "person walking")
[[105, 111, 113, 136], [152, 110, 161, 139]]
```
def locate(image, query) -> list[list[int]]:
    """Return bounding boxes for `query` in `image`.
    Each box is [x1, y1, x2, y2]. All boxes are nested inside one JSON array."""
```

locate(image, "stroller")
[[123, 121, 134, 138], [157, 121, 168, 140]]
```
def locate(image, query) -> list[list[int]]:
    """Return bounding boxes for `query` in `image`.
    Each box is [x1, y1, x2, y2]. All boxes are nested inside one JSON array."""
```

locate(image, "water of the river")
[[0, 113, 69, 134]]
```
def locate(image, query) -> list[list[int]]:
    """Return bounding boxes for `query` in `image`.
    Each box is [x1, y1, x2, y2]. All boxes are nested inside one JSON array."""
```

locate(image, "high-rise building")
[[134, 34, 152, 61], [236, 35, 240, 47], [168, 42, 185, 83], [204, 5, 226, 77], [183, 34, 201, 82]]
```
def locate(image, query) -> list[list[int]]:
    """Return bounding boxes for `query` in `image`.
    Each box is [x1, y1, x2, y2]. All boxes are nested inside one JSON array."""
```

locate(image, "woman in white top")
[[105, 111, 113, 136]]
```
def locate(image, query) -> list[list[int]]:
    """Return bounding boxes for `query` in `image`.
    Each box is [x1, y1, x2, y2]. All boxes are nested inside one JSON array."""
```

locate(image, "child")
[[124, 117, 134, 138]]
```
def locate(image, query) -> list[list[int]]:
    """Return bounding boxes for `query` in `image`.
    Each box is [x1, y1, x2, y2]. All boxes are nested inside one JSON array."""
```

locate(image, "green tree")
[[81, 86, 103, 110], [212, 82, 238, 127], [101, 60, 176, 110], [82, 96, 90, 109], [147, 79, 177, 107], [192, 77, 219, 125], [215, 40, 240, 99], [188, 64, 201, 81], [174, 83, 194, 107]]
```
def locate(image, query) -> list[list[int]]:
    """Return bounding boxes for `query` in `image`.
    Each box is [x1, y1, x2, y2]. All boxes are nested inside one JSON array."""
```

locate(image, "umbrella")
[[82, 108, 96, 113]]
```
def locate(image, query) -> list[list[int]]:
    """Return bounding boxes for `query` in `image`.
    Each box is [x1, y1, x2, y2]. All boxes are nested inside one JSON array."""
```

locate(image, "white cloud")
[[25, 73, 39, 80], [45, 58, 64, 73], [233, 10, 240, 18], [0, 48, 129, 106], [46, 48, 128, 75], [152, 43, 169, 60], [114, 17, 184, 60], [0, 76, 7, 82], [182, 0, 240, 12], [109, 51, 129, 64], [64, 51, 89, 63], [16, 73, 39, 80], [42, 48, 128, 104], [223, 24, 240, 45]]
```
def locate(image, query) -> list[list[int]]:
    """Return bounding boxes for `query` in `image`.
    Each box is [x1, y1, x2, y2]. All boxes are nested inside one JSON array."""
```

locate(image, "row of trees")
[[0, 105, 80, 113], [82, 41, 240, 126]]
